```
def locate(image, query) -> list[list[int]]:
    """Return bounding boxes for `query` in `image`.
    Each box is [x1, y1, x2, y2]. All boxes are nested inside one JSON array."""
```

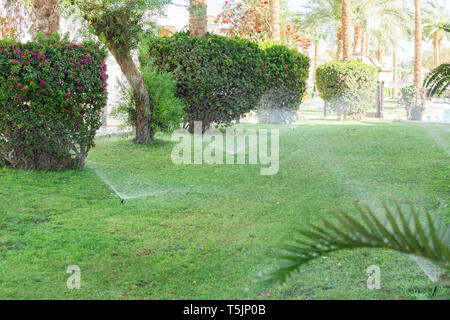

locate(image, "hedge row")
[[140, 32, 310, 130]]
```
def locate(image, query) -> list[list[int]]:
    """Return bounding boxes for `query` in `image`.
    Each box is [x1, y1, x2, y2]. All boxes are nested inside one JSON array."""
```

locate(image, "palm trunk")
[[392, 44, 398, 98], [413, 0, 423, 120], [376, 37, 383, 63], [432, 31, 440, 67], [189, 0, 207, 38], [341, 0, 352, 62], [364, 32, 369, 57], [313, 40, 319, 82], [414, 0, 422, 91], [336, 26, 343, 60], [269, 0, 281, 43], [353, 26, 362, 55], [108, 46, 154, 144], [31, 0, 60, 40]]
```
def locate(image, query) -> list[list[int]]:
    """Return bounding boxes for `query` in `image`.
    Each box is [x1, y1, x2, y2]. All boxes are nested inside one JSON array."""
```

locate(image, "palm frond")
[[266, 202, 450, 285], [442, 24, 450, 33], [424, 64, 450, 97]]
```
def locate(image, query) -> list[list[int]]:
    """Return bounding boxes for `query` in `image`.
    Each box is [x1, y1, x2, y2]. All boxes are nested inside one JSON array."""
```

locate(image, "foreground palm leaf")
[[424, 63, 450, 97], [267, 203, 450, 285]]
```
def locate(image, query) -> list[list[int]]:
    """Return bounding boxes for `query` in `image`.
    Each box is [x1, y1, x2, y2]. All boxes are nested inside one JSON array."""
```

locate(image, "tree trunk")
[[376, 37, 383, 64], [363, 32, 369, 56], [269, 0, 281, 43], [414, 0, 422, 92], [313, 40, 319, 82], [31, 0, 60, 40], [109, 46, 154, 144], [432, 31, 440, 67], [189, 0, 207, 38], [392, 44, 398, 98], [341, 0, 352, 62], [336, 26, 343, 60], [413, 0, 423, 120], [353, 26, 362, 55]]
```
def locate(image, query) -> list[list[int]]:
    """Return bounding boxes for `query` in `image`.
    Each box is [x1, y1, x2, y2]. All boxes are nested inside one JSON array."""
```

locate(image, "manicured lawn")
[[0, 120, 449, 299]]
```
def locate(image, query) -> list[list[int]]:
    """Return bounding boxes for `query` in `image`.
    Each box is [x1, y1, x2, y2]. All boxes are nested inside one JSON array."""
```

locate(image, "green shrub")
[[140, 32, 266, 132], [400, 85, 425, 120], [257, 43, 310, 124], [0, 36, 108, 170], [316, 61, 378, 119], [113, 63, 185, 137]]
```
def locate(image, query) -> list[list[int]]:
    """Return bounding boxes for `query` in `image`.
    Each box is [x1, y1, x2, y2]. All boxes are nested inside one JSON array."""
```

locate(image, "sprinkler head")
[[121, 199, 125, 205]]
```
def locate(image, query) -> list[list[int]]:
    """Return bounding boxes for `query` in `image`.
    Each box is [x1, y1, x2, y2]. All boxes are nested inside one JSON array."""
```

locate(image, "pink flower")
[[198, 247, 204, 251], [77, 86, 83, 91], [17, 94, 23, 99], [66, 93, 72, 98], [40, 80, 46, 86], [260, 293, 265, 297]]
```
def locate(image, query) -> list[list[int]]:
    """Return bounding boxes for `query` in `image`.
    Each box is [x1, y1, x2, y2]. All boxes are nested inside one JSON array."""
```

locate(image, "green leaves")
[[424, 64, 450, 98], [266, 202, 450, 286], [0, 38, 108, 170], [316, 61, 378, 119]]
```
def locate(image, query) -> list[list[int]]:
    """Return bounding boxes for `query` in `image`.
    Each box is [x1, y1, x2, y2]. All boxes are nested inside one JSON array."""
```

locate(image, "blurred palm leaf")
[[424, 63, 450, 97], [267, 203, 450, 285], [442, 24, 450, 33]]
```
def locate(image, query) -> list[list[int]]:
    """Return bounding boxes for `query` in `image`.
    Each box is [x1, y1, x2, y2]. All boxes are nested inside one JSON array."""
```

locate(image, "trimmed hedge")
[[316, 61, 378, 119], [140, 32, 266, 132], [0, 37, 108, 170], [258, 43, 310, 124]]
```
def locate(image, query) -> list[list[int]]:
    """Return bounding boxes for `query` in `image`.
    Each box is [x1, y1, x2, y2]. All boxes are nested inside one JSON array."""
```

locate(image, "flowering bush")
[[258, 43, 310, 124], [316, 61, 378, 119], [0, 36, 108, 170], [217, 0, 311, 53], [141, 32, 266, 132]]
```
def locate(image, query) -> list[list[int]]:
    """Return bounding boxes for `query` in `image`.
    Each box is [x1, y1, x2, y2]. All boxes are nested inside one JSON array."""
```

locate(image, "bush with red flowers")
[[0, 36, 108, 170]]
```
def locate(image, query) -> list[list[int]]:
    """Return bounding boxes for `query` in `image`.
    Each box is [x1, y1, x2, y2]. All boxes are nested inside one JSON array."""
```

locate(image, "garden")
[[0, 0, 449, 301]]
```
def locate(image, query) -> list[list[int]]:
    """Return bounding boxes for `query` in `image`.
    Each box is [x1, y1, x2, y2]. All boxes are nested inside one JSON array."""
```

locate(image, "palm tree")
[[189, 0, 207, 38], [341, 0, 352, 61], [422, 0, 449, 68], [301, 0, 342, 60], [31, 0, 60, 40], [269, 0, 281, 43], [424, 24, 450, 97]]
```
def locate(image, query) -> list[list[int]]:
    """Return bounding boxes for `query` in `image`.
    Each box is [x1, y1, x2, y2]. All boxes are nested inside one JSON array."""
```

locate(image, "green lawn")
[[0, 120, 449, 299]]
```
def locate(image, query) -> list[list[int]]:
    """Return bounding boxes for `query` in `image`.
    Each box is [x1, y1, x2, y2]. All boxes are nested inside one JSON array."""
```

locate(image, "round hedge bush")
[[258, 43, 310, 124], [316, 61, 378, 119], [0, 37, 108, 170], [140, 32, 266, 132]]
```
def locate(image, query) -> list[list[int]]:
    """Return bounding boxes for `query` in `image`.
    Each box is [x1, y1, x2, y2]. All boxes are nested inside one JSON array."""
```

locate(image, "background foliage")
[[316, 61, 377, 119]]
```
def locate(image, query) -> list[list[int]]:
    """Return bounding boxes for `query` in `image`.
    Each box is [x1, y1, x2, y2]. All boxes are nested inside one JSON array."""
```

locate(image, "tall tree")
[[31, 0, 60, 40], [414, 0, 423, 93], [189, 0, 207, 37], [301, 0, 342, 59], [341, 0, 352, 61], [269, 0, 281, 43], [70, 0, 168, 144], [422, 0, 449, 68]]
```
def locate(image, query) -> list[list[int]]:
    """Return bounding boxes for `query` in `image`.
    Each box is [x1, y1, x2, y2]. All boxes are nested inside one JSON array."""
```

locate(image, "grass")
[[0, 120, 449, 299]]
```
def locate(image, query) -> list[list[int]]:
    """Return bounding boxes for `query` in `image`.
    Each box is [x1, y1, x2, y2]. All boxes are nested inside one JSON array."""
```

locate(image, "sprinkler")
[[121, 199, 125, 205]]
